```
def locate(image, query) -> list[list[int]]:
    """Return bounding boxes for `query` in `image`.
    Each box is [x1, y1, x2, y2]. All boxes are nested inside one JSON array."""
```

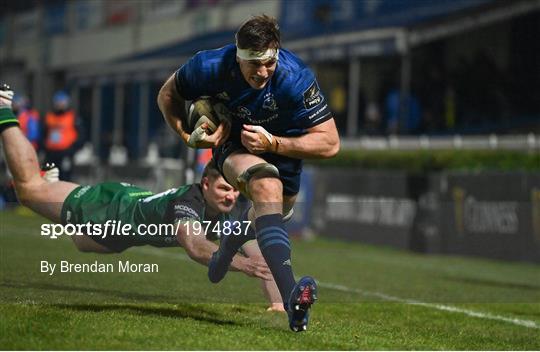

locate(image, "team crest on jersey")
[[236, 106, 252, 119], [303, 81, 323, 109], [262, 93, 278, 111], [216, 91, 230, 101]]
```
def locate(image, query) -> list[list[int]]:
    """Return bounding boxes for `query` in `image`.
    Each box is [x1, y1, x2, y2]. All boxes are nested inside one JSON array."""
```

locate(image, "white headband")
[[236, 45, 279, 61]]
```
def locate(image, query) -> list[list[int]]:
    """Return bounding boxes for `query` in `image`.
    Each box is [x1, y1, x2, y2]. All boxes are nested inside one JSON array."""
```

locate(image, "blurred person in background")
[[364, 101, 382, 135], [12, 94, 40, 150], [44, 90, 81, 181], [158, 14, 340, 331], [196, 149, 213, 176], [384, 87, 422, 135]]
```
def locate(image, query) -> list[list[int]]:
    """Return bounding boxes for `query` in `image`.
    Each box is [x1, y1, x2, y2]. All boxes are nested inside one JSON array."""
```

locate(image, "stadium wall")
[[308, 168, 540, 263]]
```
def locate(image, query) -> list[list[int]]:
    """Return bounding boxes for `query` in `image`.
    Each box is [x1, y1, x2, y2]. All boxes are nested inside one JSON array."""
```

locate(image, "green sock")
[[0, 107, 19, 133]]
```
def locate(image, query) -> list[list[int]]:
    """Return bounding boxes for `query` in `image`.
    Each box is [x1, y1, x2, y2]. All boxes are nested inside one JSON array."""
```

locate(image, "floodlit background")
[[1, 0, 538, 157]]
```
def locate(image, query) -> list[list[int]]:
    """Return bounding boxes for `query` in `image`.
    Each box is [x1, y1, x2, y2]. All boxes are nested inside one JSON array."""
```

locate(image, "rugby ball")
[[186, 98, 223, 134]]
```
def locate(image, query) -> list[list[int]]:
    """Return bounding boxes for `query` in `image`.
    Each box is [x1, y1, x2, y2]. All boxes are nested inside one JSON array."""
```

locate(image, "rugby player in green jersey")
[[0, 84, 272, 285]]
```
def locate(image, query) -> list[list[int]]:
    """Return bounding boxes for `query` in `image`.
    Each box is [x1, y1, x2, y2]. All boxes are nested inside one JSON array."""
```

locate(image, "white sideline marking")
[[319, 282, 539, 330], [132, 247, 539, 330]]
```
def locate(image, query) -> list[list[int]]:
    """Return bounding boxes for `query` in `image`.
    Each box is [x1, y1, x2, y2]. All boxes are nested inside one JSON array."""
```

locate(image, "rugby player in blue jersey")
[[158, 15, 340, 331]]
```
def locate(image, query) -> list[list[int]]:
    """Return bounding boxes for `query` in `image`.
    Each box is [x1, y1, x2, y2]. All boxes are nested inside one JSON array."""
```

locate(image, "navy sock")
[[208, 209, 257, 283], [256, 213, 296, 304]]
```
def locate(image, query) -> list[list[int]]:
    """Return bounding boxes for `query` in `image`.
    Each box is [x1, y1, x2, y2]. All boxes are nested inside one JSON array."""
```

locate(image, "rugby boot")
[[287, 276, 318, 332], [41, 162, 59, 182]]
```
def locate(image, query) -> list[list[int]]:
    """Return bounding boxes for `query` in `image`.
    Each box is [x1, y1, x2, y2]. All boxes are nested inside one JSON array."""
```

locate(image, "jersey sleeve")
[[290, 69, 333, 129], [168, 186, 205, 224], [174, 52, 212, 100]]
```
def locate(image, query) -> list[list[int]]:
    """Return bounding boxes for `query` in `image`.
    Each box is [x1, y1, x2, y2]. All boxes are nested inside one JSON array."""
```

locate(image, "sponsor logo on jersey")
[[140, 188, 176, 203], [174, 204, 199, 220], [73, 185, 91, 199], [234, 105, 278, 124], [307, 104, 329, 120], [236, 106, 252, 119], [263, 93, 278, 111], [282, 259, 291, 266], [238, 113, 279, 124], [303, 81, 323, 109]]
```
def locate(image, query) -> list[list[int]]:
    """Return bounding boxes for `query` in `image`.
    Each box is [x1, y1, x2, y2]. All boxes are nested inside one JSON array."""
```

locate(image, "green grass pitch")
[[1, 209, 539, 350]]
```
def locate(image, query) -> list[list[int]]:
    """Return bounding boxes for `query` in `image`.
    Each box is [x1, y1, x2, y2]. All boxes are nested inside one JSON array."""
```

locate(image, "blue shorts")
[[212, 140, 302, 196]]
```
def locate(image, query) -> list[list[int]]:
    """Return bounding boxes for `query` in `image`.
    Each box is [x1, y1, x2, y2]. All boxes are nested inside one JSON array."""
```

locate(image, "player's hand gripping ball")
[[186, 97, 231, 147]]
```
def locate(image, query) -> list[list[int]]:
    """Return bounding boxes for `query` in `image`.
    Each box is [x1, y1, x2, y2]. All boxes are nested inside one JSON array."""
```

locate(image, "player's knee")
[[249, 177, 283, 203], [14, 178, 47, 207], [14, 183, 37, 207]]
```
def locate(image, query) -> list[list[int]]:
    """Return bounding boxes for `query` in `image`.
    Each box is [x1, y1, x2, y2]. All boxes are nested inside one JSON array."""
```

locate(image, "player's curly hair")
[[236, 14, 280, 51]]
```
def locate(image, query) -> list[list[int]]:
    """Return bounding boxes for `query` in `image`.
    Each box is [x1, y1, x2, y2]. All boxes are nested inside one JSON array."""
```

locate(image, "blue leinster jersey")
[[175, 44, 332, 141]]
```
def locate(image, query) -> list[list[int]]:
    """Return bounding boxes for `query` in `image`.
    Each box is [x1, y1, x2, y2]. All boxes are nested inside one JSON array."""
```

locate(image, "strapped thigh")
[[236, 162, 280, 198]]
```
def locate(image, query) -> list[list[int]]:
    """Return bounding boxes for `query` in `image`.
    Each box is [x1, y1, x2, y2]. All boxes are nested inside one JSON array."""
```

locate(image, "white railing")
[[340, 134, 539, 151]]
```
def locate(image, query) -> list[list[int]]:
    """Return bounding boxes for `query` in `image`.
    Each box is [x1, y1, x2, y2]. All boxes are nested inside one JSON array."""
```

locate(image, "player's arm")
[[276, 118, 340, 159], [176, 221, 272, 280], [158, 73, 230, 148], [241, 73, 340, 158], [159, 51, 232, 148], [157, 73, 191, 145], [242, 240, 285, 311], [242, 118, 339, 159]]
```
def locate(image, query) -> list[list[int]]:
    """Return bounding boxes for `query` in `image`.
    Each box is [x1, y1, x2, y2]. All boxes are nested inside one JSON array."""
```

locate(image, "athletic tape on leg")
[[236, 163, 279, 197]]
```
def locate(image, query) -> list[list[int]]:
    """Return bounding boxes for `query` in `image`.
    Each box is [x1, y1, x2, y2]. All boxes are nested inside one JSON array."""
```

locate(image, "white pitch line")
[[318, 282, 539, 330], [132, 247, 540, 330]]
